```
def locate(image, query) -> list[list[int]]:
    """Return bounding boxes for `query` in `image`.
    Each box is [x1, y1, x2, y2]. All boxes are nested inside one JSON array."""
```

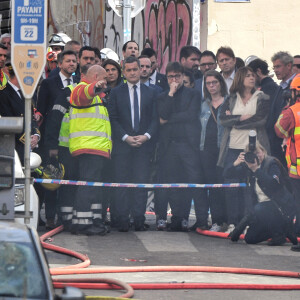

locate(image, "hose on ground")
[[42, 225, 300, 294], [53, 278, 134, 298], [40, 225, 91, 269], [53, 281, 300, 291], [196, 227, 300, 243]]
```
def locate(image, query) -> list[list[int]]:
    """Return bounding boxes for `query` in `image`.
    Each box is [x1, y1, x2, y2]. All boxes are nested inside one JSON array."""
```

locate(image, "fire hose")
[[40, 225, 300, 299]]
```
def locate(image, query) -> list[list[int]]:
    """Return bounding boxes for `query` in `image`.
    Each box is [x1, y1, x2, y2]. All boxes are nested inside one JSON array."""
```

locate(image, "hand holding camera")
[[233, 152, 245, 166], [244, 158, 259, 172], [244, 130, 260, 171]]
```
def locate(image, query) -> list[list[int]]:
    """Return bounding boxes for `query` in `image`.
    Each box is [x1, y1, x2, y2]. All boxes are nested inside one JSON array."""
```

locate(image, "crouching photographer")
[[226, 138, 297, 246]]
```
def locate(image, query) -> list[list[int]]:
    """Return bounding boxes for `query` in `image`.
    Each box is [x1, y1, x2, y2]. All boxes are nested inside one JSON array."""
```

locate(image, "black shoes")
[[291, 244, 300, 252], [134, 220, 148, 232], [71, 224, 108, 236], [118, 222, 129, 232], [189, 222, 208, 232], [45, 219, 56, 230], [267, 235, 286, 246], [230, 215, 250, 242]]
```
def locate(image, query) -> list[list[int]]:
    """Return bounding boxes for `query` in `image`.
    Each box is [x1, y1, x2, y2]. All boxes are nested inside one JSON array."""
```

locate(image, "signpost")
[[11, 0, 47, 224], [108, 0, 146, 43]]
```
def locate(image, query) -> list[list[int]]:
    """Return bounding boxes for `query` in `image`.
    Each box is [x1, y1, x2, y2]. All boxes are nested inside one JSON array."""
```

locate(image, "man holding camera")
[[227, 139, 297, 246], [275, 75, 300, 251]]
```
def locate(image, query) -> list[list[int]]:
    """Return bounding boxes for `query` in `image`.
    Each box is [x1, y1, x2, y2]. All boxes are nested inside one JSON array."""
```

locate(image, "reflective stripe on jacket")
[[58, 84, 76, 147], [0, 70, 8, 90], [69, 82, 112, 157], [286, 102, 300, 176]]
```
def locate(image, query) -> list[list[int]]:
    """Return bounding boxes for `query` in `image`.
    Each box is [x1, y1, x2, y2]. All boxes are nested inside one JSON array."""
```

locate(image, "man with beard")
[[141, 47, 169, 91], [180, 46, 202, 80]]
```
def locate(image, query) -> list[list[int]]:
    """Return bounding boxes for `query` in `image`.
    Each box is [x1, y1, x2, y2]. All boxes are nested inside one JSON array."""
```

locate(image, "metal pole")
[[192, 0, 201, 49], [123, 0, 132, 43], [24, 97, 31, 225]]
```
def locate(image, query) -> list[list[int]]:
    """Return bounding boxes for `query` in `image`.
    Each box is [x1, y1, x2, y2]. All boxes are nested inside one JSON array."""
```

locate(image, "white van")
[[14, 151, 39, 228]]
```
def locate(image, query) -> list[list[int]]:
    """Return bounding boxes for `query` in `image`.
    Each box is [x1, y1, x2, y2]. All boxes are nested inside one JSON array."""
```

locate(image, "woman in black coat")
[[226, 142, 297, 246]]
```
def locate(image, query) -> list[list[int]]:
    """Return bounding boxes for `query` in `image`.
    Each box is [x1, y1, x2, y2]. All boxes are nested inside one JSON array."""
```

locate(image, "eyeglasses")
[[205, 80, 219, 86], [293, 64, 300, 69], [200, 62, 215, 67], [167, 74, 182, 80]]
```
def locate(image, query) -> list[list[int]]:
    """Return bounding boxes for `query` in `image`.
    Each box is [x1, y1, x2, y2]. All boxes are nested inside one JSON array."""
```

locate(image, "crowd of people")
[[1, 32, 300, 250]]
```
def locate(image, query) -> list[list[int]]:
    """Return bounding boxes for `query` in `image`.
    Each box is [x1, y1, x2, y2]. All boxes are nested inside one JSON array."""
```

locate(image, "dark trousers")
[[245, 201, 285, 244], [102, 158, 114, 221], [223, 148, 246, 225], [34, 146, 57, 222], [113, 148, 151, 225], [158, 141, 201, 224], [154, 159, 171, 220], [58, 146, 78, 224], [194, 149, 226, 226], [72, 154, 106, 229], [34, 184, 57, 220], [290, 178, 300, 233]]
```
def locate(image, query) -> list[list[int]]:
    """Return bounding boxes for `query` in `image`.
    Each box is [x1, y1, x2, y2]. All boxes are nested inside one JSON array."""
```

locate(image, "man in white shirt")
[[216, 46, 236, 93]]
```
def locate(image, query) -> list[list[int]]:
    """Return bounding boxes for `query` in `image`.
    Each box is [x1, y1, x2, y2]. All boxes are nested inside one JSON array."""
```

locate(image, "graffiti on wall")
[[0, 0, 11, 35], [105, 0, 193, 72], [48, 0, 104, 49], [104, 4, 123, 59], [144, 0, 192, 72]]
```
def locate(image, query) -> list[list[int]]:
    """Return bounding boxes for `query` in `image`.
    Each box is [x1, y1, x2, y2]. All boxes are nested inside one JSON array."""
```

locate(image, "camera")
[[283, 90, 292, 105], [244, 130, 258, 164]]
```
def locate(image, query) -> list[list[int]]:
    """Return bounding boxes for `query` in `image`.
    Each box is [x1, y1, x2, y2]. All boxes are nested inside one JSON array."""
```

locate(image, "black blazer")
[[157, 85, 201, 157], [0, 83, 39, 162], [108, 82, 159, 154], [194, 78, 204, 100], [37, 74, 64, 119], [155, 72, 169, 91]]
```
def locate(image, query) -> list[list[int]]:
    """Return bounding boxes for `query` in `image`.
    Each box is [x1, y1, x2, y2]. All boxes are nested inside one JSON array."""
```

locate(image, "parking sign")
[[11, 0, 47, 98]]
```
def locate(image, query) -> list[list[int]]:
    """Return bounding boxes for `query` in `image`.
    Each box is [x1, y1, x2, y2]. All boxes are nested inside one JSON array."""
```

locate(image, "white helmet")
[[100, 48, 120, 63], [244, 55, 259, 66], [48, 32, 71, 48]]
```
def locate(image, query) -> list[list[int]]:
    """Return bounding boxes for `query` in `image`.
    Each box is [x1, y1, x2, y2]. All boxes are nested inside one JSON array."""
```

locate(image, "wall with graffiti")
[[0, 0, 11, 35], [48, 0, 105, 49], [104, 0, 193, 72]]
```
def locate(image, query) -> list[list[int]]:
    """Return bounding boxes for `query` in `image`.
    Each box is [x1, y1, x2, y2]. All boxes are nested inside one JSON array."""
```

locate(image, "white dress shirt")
[[223, 70, 235, 94], [122, 81, 151, 141], [59, 72, 73, 87], [149, 70, 157, 85]]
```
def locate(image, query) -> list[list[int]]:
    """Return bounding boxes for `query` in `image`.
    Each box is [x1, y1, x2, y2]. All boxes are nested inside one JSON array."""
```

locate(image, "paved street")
[[40, 213, 300, 299]]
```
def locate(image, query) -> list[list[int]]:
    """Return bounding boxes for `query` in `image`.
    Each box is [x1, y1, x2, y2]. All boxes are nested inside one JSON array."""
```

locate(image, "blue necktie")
[[133, 85, 139, 132]]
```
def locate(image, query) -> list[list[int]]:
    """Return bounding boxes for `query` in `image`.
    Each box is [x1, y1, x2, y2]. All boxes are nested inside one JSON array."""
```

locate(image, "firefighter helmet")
[[290, 74, 300, 91], [48, 32, 71, 48], [35, 163, 65, 191]]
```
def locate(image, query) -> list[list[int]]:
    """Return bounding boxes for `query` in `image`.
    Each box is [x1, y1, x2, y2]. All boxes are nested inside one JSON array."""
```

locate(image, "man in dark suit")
[[108, 56, 159, 232], [36, 50, 78, 229], [141, 47, 169, 91], [0, 63, 39, 163], [156, 62, 202, 231], [138, 55, 163, 94], [37, 50, 78, 124], [248, 58, 278, 99], [267, 51, 296, 166]]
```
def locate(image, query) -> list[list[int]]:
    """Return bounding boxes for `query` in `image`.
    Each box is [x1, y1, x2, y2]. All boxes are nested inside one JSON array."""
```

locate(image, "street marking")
[[249, 244, 300, 256], [135, 232, 198, 252]]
